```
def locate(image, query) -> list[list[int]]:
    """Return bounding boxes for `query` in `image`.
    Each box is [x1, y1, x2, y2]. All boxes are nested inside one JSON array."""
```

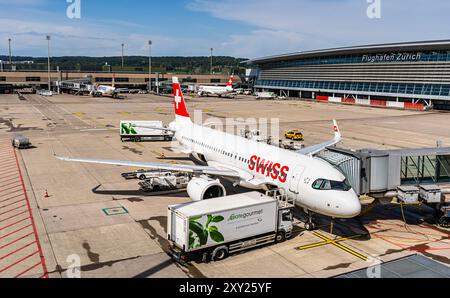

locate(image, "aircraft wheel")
[[305, 222, 316, 231]]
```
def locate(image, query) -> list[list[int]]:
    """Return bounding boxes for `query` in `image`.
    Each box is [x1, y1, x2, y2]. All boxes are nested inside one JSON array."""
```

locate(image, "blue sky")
[[1, 0, 450, 58]]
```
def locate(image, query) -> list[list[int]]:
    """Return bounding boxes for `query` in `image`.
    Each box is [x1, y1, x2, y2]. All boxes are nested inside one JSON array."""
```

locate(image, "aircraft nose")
[[345, 192, 362, 218]]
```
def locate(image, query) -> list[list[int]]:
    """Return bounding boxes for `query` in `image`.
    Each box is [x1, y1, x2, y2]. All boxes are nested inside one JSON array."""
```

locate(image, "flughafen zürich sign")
[[362, 52, 422, 63]]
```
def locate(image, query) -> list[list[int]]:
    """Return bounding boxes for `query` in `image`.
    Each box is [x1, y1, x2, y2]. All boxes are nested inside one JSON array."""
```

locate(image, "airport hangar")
[[244, 40, 450, 110]]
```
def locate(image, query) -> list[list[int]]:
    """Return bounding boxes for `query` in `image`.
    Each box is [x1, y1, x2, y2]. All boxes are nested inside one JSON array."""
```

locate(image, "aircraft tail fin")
[[226, 75, 234, 89], [172, 77, 192, 123], [333, 120, 342, 141]]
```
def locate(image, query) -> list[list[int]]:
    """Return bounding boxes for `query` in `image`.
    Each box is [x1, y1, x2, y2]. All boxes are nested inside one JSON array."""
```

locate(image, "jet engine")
[[187, 177, 226, 202]]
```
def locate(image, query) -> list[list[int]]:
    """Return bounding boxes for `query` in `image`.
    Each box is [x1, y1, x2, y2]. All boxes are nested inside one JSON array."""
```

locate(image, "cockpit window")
[[312, 179, 352, 191]]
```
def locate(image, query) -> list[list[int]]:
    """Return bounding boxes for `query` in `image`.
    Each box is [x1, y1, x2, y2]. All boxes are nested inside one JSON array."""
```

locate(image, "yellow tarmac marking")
[[72, 112, 86, 117], [118, 112, 131, 115], [297, 231, 368, 261]]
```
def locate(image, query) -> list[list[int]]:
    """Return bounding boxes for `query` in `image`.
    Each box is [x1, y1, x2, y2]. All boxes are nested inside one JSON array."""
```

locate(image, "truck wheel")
[[139, 175, 146, 181], [276, 232, 286, 243], [212, 246, 229, 262]]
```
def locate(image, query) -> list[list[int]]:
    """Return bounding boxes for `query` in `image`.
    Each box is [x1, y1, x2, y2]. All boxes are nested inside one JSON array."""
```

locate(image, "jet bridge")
[[318, 147, 450, 197], [318, 147, 450, 226]]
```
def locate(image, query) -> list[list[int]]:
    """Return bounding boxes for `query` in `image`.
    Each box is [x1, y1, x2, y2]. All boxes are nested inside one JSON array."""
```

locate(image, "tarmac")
[[0, 92, 449, 278]]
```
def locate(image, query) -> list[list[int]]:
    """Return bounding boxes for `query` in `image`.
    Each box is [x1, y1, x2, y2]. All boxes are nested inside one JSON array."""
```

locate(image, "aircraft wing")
[[296, 120, 342, 156], [55, 156, 240, 178]]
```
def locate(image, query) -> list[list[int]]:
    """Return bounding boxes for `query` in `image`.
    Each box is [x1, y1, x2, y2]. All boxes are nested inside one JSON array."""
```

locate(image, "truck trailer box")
[[168, 192, 278, 253], [120, 121, 172, 141]]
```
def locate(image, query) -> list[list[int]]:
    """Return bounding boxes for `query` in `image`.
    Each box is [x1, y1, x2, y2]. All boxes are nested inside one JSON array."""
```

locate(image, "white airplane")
[[57, 77, 361, 230], [91, 85, 126, 99], [90, 75, 126, 99], [197, 75, 235, 97]]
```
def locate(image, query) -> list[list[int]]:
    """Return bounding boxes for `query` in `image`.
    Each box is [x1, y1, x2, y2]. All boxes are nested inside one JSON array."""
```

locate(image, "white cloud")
[[2, 0, 450, 58], [188, 0, 450, 57], [0, 16, 216, 57]]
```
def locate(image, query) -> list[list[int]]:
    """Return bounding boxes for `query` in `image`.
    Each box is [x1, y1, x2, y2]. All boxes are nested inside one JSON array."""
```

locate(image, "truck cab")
[[277, 208, 294, 242]]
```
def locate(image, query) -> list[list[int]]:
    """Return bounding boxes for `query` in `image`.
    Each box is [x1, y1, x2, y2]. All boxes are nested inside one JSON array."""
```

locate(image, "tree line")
[[0, 55, 248, 75]]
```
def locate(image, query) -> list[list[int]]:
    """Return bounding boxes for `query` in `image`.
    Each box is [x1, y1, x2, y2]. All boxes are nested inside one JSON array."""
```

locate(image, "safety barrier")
[[313, 95, 425, 111], [316, 95, 329, 101]]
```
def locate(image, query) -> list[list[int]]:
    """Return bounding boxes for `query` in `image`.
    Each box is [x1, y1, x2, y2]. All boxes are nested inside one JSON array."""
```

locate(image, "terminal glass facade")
[[256, 79, 450, 97], [262, 50, 450, 69]]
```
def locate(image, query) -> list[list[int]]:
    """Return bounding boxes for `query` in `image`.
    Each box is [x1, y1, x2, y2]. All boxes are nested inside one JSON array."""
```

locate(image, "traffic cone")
[[44, 190, 50, 198]]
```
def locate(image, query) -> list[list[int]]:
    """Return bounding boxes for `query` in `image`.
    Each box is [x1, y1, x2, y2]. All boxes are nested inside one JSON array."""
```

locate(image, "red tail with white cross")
[[227, 75, 234, 88], [172, 77, 191, 120]]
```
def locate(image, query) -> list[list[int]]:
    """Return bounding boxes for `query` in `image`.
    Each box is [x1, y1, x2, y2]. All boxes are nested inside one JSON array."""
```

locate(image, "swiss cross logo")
[[174, 89, 182, 109], [173, 84, 190, 118], [334, 125, 339, 132]]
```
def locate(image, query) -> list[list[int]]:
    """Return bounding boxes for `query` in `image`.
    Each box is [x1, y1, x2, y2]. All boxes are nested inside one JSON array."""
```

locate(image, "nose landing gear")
[[304, 211, 317, 231]]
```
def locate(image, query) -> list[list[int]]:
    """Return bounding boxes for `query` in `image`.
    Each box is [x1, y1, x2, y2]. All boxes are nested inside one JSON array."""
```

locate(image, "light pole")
[[8, 38, 12, 65], [210, 47, 213, 75], [46, 35, 51, 91], [148, 40, 152, 91], [121, 43, 125, 70]]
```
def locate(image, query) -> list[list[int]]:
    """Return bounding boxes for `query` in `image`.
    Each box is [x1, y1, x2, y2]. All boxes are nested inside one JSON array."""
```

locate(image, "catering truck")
[[167, 191, 294, 263], [120, 121, 173, 142]]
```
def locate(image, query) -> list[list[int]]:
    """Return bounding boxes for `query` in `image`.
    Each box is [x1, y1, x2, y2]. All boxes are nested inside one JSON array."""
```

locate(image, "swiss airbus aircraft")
[[57, 77, 361, 230], [197, 75, 235, 97]]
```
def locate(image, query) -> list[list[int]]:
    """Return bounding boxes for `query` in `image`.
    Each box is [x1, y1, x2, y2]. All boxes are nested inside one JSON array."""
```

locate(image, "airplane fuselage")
[[172, 121, 361, 218], [198, 86, 233, 96]]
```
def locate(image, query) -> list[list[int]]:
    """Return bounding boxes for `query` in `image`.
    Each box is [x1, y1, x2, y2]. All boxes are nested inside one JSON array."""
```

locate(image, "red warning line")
[[0, 173, 17, 179], [12, 148, 48, 278], [0, 217, 31, 232], [15, 261, 42, 278], [0, 173, 19, 180], [0, 251, 39, 274], [0, 224, 33, 241], [0, 184, 22, 193], [0, 210, 29, 223], [0, 241, 37, 261], [0, 232, 34, 250], [0, 193, 24, 204], [0, 199, 26, 210], [0, 189, 23, 199], [1, 165, 16, 172], [0, 204, 27, 217], [0, 177, 20, 185], [0, 181, 21, 189], [0, 161, 16, 167]]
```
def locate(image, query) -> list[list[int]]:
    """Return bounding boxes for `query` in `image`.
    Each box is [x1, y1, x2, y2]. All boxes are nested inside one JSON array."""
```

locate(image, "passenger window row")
[[182, 136, 250, 165]]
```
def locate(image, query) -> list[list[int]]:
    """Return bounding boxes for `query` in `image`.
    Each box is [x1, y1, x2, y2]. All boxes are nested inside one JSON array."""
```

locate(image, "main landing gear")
[[304, 211, 317, 231]]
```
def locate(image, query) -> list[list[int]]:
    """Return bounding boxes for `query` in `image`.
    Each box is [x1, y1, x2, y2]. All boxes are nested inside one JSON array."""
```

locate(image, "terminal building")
[[245, 40, 450, 110], [0, 71, 234, 93]]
